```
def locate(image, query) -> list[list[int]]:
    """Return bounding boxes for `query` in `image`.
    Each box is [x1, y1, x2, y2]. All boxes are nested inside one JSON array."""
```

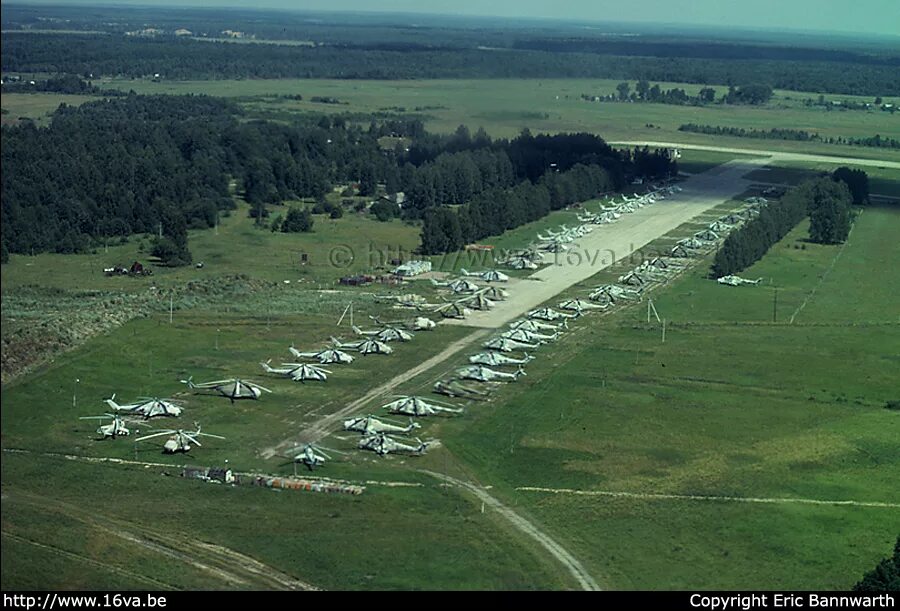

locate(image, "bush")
[[852, 536, 900, 592], [371, 200, 400, 222], [281, 207, 314, 233], [151, 236, 192, 266]]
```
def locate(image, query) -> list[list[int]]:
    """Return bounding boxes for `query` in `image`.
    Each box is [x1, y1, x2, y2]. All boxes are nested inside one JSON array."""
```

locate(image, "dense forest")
[[679, 124, 900, 149], [3, 33, 898, 96], [1, 94, 673, 262]]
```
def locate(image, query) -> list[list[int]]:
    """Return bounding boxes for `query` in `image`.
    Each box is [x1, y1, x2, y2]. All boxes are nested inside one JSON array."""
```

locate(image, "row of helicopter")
[[249, 186, 770, 469]]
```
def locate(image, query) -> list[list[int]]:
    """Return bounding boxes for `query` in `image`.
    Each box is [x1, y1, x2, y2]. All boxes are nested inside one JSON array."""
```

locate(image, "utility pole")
[[169, 291, 174, 324], [772, 287, 778, 323], [158, 222, 163, 238], [662, 319, 667, 343], [72, 378, 80, 408]]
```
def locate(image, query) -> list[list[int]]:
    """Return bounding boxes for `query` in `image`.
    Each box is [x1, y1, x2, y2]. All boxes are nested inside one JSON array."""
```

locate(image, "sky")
[[11, 0, 900, 37]]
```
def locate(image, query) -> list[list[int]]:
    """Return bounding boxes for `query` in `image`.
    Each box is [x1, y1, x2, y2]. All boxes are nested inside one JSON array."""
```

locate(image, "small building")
[[380, 192, 407, 207], [392, 260, 431, 277]]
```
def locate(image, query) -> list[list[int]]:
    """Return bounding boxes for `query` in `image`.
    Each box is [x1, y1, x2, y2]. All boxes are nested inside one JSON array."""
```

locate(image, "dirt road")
[[446, 158, 768, 328], [423, 471, 601, 591]]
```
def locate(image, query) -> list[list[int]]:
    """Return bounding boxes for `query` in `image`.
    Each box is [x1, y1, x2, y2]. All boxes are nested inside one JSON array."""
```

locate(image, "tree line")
[[679, 123, 900, 150], [420, 146, 677, 254], [711, 175, 859, 277], [4, 33, 898, 96], [593, 82, 771, 106]]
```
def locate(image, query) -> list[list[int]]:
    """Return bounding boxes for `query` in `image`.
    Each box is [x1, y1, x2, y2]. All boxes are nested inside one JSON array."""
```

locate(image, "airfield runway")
[[444, 157, 770, 328], [610, 141, 900, 170]]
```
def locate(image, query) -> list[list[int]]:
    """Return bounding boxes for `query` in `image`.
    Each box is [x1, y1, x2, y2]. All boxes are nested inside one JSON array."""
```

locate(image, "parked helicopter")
[[509, 318, 566, 332], [285, 443, 345, 471], [106, 394, 183, 419], [135, 424, 224, 453], [456, 365, 526, 383], [330, 336, 394, 355], [558, 298, 606, 313], [352, 324, 414, 342], [259, 361, 330, 382], [468, 351, 534, 367], [430, 278, 482, 294], [181, 377, 272, 402], [483, 336, 541, 352], [382, 395, 464, 416], [289, 345, 355, 364], [459, 268, 509, 283], [432, 379, 490, 400], [528, 307, 578, 321], [501, 328, 557, 343], [343, 414, 421, 435], [717, 275, 763, 286], [79, 413, 143, 438], [358, 432, 429, 456]]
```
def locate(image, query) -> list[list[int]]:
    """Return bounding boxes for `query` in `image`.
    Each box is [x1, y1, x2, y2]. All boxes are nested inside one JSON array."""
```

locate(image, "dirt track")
[[6, 488, 317, 590], [423, 471, 601, 591], [446, 158, 768, 328]]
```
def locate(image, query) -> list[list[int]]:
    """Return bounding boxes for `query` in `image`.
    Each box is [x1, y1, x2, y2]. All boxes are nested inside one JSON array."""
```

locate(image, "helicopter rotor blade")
[[196, 432, 226, 440], [135, 430, 176, 442]]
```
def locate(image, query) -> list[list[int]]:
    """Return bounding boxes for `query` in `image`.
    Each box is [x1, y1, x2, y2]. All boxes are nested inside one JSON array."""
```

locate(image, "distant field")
[[5, 77, 896, 161], [0, 92, 97, 125]]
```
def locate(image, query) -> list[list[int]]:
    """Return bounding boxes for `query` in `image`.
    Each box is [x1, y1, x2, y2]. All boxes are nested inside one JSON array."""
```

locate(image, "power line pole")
[[772, 287, 778, 323]]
